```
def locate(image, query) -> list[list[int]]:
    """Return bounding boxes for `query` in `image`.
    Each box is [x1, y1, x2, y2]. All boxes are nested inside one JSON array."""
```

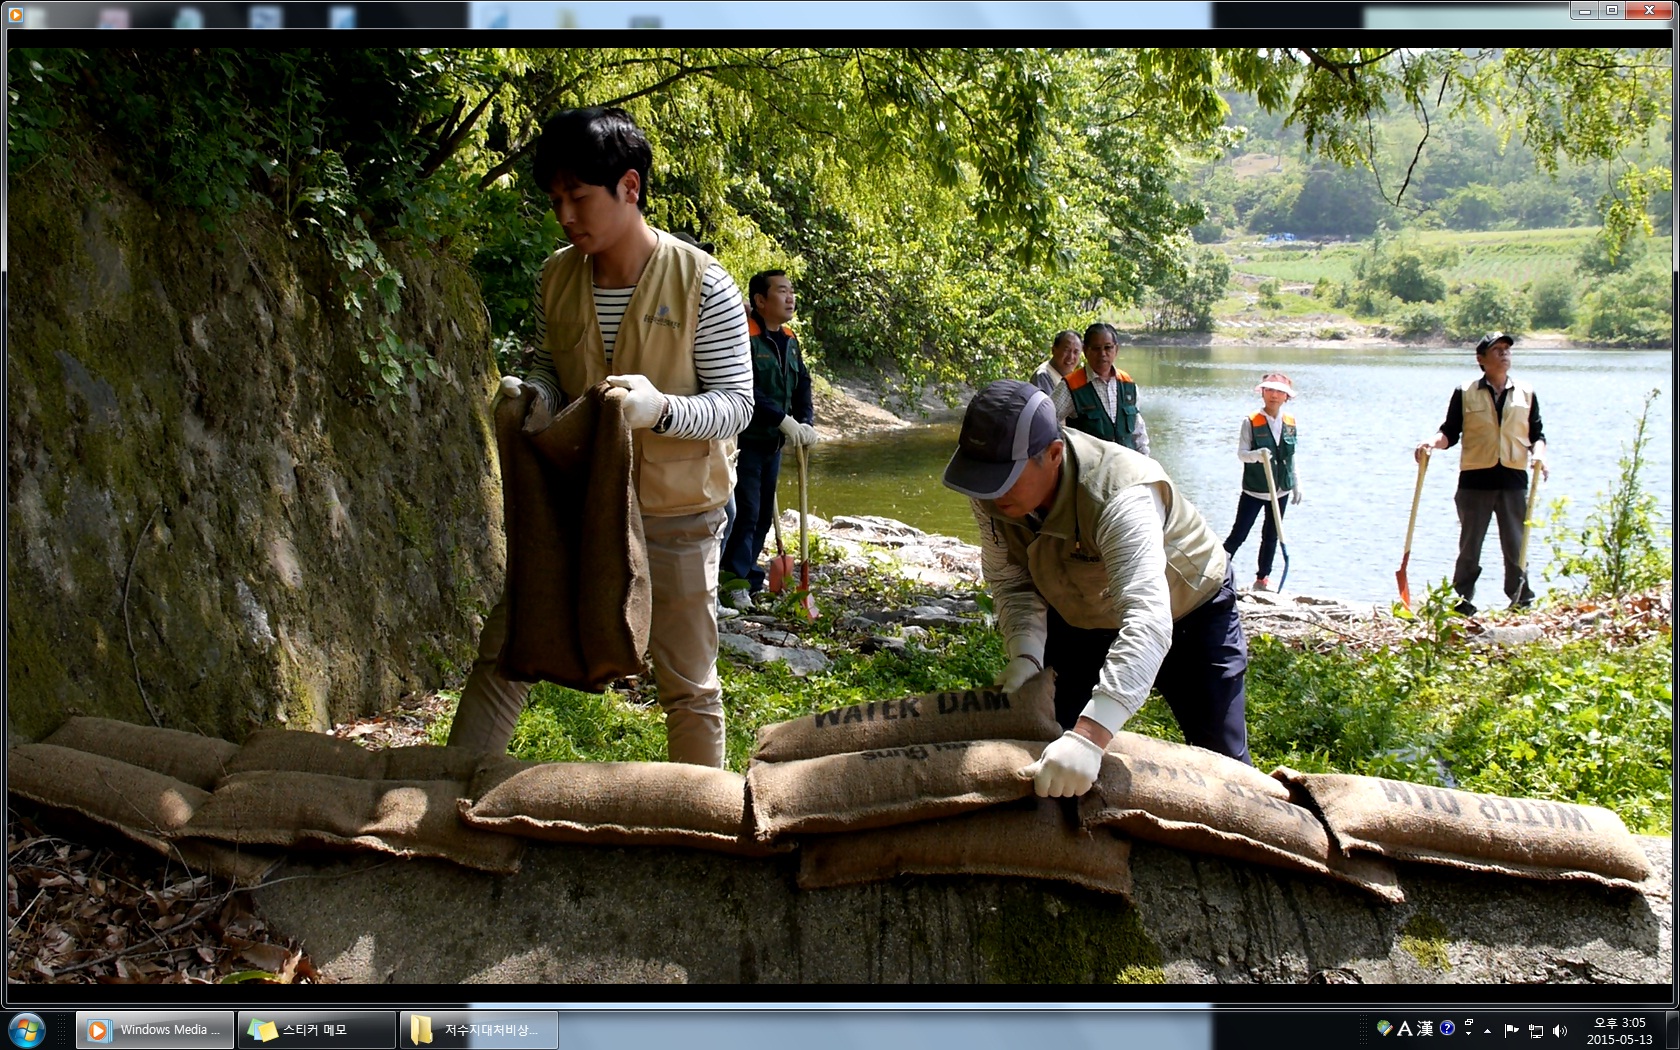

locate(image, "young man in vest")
[[1415, 332, 1548, 616], [450, 107, 754, 766], [944, 381, 1251, 799], [719, 270, 817, 607], [1223, 372, 1303, 592], [1050, 322, 1150, 455], [1029, 329, 1082, 396]]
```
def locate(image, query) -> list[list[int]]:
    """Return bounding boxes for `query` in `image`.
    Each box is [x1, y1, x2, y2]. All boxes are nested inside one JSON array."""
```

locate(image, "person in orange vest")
[[450, 107, 754, 767], [719, 270, 817, 608], [1223, 372, 1302, 592], [1415, 332, 1548, 616], [1050, 322, 1150, 454], [1030, 329, 1082, 395]]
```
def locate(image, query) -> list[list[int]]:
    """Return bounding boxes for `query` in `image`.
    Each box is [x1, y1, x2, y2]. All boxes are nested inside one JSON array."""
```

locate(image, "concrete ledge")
[[252, 835, 1670, 984]]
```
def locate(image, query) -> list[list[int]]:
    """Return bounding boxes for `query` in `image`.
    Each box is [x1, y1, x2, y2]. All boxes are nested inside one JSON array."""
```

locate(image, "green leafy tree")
[[1450, 282, 1528, 340], [1576, 267, 1673, 346], [1143, 246, 1231, 331]]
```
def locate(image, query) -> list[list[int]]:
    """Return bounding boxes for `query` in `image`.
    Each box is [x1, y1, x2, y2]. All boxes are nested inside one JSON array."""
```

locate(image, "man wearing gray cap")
[[943, 380, 1251, 799], [1414, 331, 1549, 616]]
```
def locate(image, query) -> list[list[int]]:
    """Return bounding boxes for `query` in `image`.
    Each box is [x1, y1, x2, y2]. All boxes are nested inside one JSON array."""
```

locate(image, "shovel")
[[1259, 451, 1290, 594], [1516, 461, 1544, 586], [1396, 449, 1431, 609], [794, 443, 818, 621], [767, 493, 794, 596]]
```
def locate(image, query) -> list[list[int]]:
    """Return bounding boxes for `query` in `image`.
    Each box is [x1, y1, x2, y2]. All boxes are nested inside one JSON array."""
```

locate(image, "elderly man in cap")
[[944, 380, 1252, 799], [1415, 331, 1549, 615]]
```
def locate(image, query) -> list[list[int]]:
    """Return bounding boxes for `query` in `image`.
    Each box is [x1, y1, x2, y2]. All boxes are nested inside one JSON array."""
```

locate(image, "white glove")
[[777, 414, 810, 448], [1019, 730, 1105, 798], [605, 374, 668, 431], [796, 422, 820, 447], [500, 375, 553, 433], [1290, 483, 1303, 506], [994, 655, 1040, 694]]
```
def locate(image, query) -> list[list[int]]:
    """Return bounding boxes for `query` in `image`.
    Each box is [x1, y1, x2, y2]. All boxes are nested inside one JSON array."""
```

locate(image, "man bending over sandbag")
[[942, 380, 1252, 798]]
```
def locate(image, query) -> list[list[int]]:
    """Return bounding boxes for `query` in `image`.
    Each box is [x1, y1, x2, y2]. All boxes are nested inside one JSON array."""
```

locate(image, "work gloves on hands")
[[994, 655, 1040, 694], [1019, 730, 1105, 798], [1290, 482, 1303, 505], [778, 414, 820, 449], [606, 374, 669, 431], [499, 375, 554, 434]]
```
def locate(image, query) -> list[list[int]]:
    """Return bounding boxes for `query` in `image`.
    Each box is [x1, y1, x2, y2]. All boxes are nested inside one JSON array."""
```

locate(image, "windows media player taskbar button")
[[76, 1012, 236, 1049]]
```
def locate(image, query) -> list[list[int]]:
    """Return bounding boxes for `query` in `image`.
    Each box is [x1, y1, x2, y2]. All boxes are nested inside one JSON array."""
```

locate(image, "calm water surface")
[[782, 347, 1673, 605]]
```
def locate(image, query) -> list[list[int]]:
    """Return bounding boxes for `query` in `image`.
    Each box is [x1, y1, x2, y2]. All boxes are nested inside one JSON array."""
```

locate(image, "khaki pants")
[[448, 507, 729, 766]]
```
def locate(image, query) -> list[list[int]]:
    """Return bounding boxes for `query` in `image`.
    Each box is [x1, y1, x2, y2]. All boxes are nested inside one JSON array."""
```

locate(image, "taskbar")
[[1, 1008, 1675, 1050]]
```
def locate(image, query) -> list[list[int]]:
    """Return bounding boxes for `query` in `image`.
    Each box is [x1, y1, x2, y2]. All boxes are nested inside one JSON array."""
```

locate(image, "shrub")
[[1258, 278, 1282, 311], [1527, 273, 1577, 330], [1392, 302, 1446, 340], [1545, 390, 1672, 598], [1449, 282, 1527, 341], [1576, 267, 1672, 346]]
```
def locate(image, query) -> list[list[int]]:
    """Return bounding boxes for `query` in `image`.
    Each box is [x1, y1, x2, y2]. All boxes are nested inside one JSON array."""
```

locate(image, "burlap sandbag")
[[459, 761, 778, 857], [7, 744, 281, 887], [182, 770, 523, 875], [753, 669, 1061, 763], [1078, 753, 1402, 903], [496, 382, 651, 690], [1108, 731, 1291, 802], [747, 739, 1042, 843], [223, 730, 522, 789], [1275, 769, 1651, 890], [798, 795, 1132, 896], [43, 717, 240, 791]]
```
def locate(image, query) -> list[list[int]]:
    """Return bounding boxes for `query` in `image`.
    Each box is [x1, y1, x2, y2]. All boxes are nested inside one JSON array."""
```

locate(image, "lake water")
[[781, 347, 1673, 605]]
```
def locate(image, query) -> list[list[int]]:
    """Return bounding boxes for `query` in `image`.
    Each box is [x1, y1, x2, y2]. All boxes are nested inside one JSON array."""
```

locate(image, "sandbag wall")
[[7, 681, 1654, 904]]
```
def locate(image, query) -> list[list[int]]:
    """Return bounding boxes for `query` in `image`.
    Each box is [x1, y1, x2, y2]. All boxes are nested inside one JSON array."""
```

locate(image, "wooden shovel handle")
[[1402, 450, 1430, 557]]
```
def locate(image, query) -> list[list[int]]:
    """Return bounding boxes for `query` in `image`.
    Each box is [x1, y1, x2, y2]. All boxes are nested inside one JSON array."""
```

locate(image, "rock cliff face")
[[6, 157, 504, 740]]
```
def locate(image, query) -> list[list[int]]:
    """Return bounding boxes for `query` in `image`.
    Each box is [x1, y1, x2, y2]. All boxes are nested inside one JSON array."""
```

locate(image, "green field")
[[1226, 228, 1670, 289]]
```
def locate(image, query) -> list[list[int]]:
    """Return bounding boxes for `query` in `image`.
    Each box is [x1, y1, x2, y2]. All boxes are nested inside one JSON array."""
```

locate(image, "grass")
[[1225, 227, 1670, 290], [431, 561, 1671, 836]]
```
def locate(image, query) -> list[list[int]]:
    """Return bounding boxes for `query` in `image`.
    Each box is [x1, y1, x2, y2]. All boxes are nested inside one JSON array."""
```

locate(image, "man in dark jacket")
[[719, 270, 817, 605]]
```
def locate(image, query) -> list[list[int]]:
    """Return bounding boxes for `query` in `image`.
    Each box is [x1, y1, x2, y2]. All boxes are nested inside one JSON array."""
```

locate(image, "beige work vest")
[[978, 430, 1227, 628], [538, 231, 732, 516], [1458, 376, 1533, 472]]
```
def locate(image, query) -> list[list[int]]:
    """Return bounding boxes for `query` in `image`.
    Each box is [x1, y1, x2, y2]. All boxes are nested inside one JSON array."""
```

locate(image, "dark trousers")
[[720, 443, 782, 591], [1453, 486, 1535, 611], [1043, 567, 1252, 764], [1223, 492, 1288, 580]]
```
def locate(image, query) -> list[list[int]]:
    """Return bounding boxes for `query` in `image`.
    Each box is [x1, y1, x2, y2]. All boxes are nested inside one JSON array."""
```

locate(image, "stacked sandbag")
[[1077, 734, 1402, 902], [749, 738, 1043, 841], [184, 731, 528, 875], [746, 669, 1130, 896], [798, 796, 1131, 896], [751, 672, 1063, 763], [458, 760, 777, 857], [1276, 769, 1652, 891], [7, 742, 280, 887], [43, 716, 240, 790]]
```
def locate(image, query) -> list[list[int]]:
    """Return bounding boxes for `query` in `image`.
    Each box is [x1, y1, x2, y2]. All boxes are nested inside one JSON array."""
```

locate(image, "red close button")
[[1627, 1, 1672, 17]]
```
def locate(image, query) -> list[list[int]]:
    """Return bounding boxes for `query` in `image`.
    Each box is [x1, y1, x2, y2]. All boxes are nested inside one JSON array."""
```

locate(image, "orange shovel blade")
[[767, 554, 794, 595], [1395, 554, 1412, 609]]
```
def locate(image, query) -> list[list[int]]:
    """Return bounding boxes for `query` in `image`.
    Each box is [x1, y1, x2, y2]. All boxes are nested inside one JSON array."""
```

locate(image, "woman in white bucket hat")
[[1222, 372, 1302, 592]]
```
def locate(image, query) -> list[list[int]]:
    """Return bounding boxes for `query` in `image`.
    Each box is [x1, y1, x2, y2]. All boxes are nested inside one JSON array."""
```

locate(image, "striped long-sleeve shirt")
[[525, 259, 753, 441]]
